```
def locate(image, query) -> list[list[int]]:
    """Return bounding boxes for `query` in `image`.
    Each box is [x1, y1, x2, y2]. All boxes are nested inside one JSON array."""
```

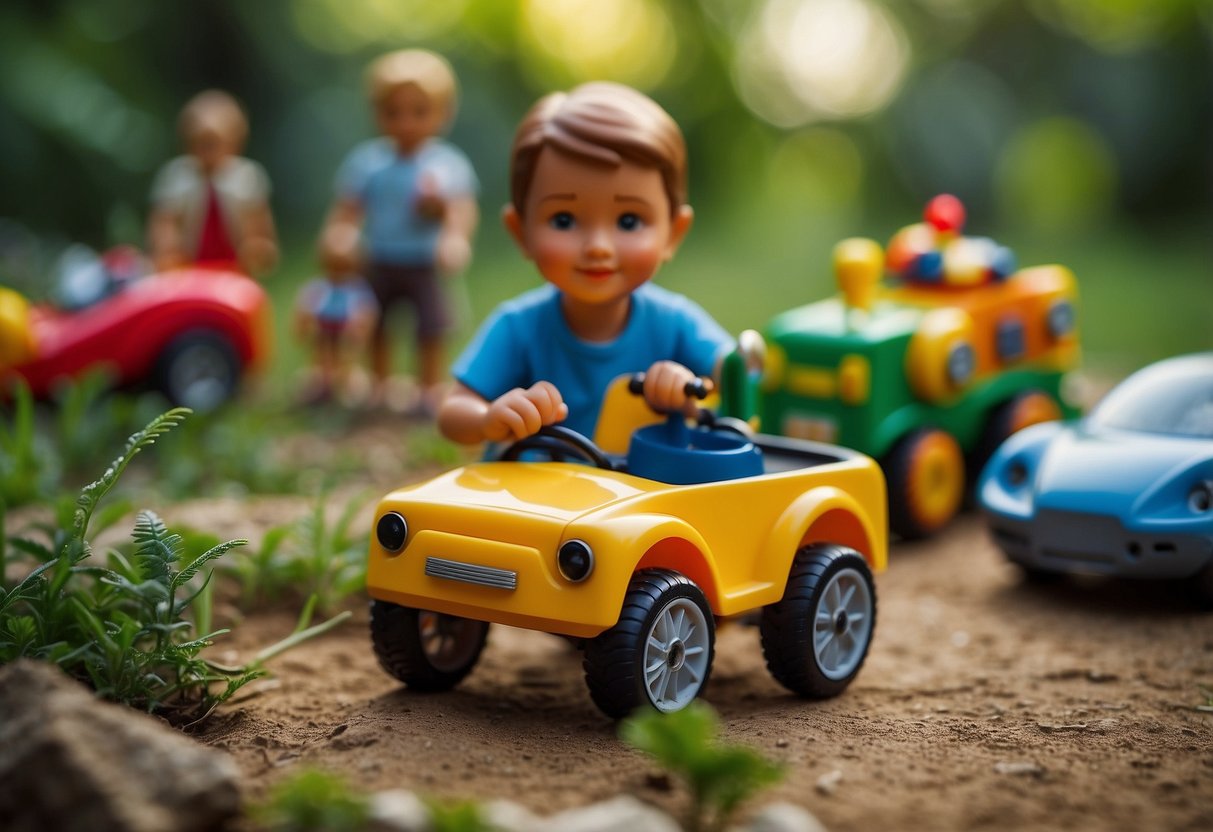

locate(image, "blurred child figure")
[[148, 90, 278, 275], [320, 49, 479, 414], [294, 225, 379, 406], [439, 82, 732, 446]]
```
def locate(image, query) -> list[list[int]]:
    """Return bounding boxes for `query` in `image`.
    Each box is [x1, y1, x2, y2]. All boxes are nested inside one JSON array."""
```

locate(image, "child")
[[321, 49, 479, 413], [294, 227, 380, 405], [147, 90, 278, 275], [439, 82, 733, 446]]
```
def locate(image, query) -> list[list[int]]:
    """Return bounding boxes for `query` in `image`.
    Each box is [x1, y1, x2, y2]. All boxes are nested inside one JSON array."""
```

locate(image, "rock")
[[482, 798, 544, 832], [0, 660, 241, 832], [539, 795, 681, 832], [367, 789, 431, 832], [815, 769, 844, 796], [737, 801, 830, 832]]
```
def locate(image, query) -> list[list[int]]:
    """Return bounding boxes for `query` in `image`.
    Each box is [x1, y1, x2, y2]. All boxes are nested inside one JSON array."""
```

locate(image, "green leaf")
[[171, 539, 246, 594], [71, 408, 190, 547]]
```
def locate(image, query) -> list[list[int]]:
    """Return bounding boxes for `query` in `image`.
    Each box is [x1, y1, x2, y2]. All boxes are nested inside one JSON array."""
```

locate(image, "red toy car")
[[0, 261, 271, 411]]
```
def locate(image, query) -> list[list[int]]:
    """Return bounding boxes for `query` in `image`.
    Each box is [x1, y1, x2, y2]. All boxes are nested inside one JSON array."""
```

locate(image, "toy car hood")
[[378, 460, 666, 543], [1035, 425, 1209, 517]]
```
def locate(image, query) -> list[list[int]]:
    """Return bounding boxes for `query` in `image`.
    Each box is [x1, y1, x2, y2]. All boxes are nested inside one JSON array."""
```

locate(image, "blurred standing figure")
[[294, 225, 380, 406], [320, 49, 479, 414], [148, 90, 278, 275]]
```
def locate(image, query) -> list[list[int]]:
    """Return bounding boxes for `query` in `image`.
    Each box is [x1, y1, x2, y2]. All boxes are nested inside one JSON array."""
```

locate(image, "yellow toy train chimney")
[[834, 237, 883, 314]]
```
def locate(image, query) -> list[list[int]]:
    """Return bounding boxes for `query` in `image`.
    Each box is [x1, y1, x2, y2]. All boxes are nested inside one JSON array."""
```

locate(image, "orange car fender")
[[575, 513, 723, 614], [761, 485, 886, 586]]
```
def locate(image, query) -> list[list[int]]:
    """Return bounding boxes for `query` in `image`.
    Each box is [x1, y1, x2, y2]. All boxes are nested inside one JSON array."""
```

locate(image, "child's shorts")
[[368, 262, 451, 340]]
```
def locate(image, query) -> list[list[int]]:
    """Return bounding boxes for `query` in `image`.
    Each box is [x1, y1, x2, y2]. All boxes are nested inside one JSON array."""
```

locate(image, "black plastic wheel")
[[154, 329, 241, 411], [583, 569, 715, 718], [760, 544, 876, 699], [370, 600, 489, 692]]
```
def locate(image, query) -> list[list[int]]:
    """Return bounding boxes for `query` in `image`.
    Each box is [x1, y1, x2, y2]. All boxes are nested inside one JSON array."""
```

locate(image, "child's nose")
[[584, 226, 613, 259]]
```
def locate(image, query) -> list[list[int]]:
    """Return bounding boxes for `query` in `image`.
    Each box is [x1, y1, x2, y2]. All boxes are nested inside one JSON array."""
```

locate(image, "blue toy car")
[[979, 352, 1213, 604]]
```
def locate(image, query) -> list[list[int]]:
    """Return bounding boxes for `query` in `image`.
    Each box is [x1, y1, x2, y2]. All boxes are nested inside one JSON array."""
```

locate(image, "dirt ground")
[[174, 416, 1213, 832]]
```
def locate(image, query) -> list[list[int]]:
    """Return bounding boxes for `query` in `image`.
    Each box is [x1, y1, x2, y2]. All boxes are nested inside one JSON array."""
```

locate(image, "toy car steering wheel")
[[627, 372, 711, 409], [498, 424, 615, 470]]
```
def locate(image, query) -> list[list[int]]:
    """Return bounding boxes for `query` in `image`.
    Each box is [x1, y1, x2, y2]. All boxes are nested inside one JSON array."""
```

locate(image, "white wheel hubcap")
[[813, 567, 873, 681], [643, 597, 710, 712]]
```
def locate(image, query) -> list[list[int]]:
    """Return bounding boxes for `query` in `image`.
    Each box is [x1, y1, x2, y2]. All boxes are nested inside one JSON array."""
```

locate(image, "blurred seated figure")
[[147, 90, 277, 275]]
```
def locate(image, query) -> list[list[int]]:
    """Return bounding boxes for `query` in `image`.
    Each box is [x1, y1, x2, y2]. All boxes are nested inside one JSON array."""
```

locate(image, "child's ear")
[[663, 205, 694, 260], [502, 205, 532, 260]]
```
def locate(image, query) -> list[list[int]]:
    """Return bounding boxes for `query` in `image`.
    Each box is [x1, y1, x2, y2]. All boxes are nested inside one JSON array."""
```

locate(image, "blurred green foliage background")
[[1, 0, 1209, 383]]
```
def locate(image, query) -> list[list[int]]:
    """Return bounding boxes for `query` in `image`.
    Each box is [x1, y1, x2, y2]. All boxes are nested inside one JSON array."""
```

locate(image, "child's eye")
[[549, 212, 575, 230], [617, 213, 642, 231]]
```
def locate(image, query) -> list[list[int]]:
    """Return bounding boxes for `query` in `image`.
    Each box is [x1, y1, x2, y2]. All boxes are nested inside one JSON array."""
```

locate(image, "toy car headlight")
[[1003, 457, 1031, 491], [376, 512, 408, 553], [1189, 482, 1213, 514], [557, 539, 594, 583]]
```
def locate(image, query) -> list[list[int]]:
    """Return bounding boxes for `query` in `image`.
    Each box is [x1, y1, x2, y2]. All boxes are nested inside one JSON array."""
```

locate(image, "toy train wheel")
[[760, 544, 876, 698], [885, 428, 965, 539], [154, 329, 241, 412], [583, 569, 715, 718], [370, 600, 489, 691], [970, 390, 1062, 486]]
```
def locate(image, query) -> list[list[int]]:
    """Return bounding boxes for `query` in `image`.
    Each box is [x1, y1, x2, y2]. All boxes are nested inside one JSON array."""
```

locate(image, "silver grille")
[[424, 557, 517, 590]]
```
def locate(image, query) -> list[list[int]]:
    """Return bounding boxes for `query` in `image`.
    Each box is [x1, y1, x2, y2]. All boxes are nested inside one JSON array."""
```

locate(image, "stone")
[[482, 798, 544, 832], [366, 789, 431, 832], [539, 795, 681, 832], [0, 660, 241, 832], [815, 769, 844, 796], [737, 802, 830, 832]]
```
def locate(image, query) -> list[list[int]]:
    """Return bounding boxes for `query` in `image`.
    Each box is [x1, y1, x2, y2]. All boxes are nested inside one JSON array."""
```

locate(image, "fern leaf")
[[170, 539, 246, 594], [71, 408, 191, 545], [131, 510, 182, 584]]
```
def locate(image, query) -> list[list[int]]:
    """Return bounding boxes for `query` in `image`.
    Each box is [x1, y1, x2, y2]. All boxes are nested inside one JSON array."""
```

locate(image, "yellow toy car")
[[367, 377, 887, 717]]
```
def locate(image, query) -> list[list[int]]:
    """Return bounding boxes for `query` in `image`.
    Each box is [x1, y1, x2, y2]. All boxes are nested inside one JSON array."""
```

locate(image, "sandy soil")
[[184, 450, 1213, 832]]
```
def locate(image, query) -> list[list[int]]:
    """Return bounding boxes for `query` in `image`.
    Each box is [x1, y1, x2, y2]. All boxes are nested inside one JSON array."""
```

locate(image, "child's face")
[[188, 125, 238, 173], [376, 84, 446, 154], [505, 147, 692, 308]]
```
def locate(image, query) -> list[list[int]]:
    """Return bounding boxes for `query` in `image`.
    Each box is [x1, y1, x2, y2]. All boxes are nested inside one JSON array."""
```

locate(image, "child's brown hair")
[[509, 82, 687, 217]]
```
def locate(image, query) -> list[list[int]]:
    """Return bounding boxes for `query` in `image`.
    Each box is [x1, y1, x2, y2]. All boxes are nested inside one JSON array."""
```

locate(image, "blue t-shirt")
[[297, 276, 378, 326], [336, 137, 478, 266], [452, 283, 735, 438]]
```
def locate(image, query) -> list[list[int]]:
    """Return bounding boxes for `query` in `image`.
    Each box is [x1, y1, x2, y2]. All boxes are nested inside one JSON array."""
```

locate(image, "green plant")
[[426, 798, 490, 832], [215, 523, 292, 609], [0, 408, 259, 721], [50, 367, 145, 474], [254, 769, 371, 832], [286, 490, 370, 614], [0, 379, 56, 506], [222, 490, 369, 615], [621, 702, 785, 832]]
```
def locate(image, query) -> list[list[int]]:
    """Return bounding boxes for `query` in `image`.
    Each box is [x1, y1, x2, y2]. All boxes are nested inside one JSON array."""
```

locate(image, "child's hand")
[[436, 232, 472, 276], [483, 382, 568, 442], [642, 361, 708, 414], [414, 173, 447, 221]]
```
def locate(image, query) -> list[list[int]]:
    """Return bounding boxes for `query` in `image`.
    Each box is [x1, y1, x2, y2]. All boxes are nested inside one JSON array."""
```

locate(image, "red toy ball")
[[924, 194, 966, 235]]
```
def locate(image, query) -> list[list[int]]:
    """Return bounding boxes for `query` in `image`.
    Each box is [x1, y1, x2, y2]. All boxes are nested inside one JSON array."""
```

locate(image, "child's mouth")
[[578, 268, 616, 280]]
